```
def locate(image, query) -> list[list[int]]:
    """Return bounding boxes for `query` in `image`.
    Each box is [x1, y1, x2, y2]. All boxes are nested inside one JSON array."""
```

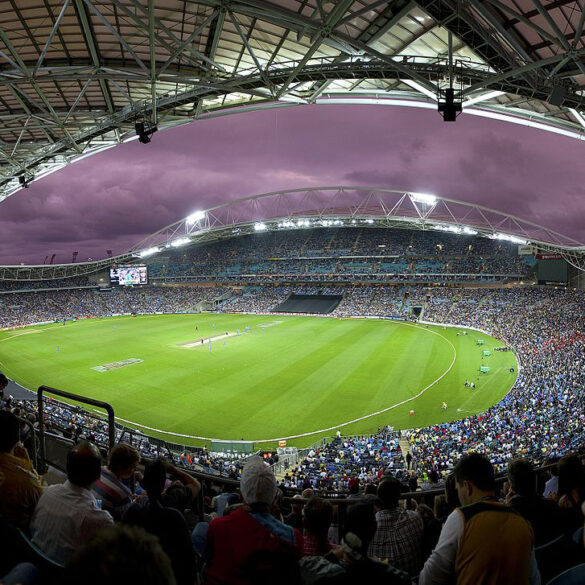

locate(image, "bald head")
[[67, 441, 102, 488]]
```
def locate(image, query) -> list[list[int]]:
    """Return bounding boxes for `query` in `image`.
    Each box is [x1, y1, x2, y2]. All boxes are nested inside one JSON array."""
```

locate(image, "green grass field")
[[0, 314, 517, 447]]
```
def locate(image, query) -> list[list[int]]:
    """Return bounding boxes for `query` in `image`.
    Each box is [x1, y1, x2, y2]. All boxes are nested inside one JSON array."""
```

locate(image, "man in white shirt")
[[31, 441, 114, 564]]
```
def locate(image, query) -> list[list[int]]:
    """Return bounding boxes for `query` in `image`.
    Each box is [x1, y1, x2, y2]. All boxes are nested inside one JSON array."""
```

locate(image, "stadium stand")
[[2, 229, 585, 584], [146, 227, 532, 285]]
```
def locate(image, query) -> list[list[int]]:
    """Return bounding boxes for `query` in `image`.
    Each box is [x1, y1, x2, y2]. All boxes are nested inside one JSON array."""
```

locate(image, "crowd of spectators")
[[0, 286, 232, 329], [0, 275, 93, 293], [281, 430, 409, 494], [2, 410, 585, 585], [148, 227, 532, 285], [3, 282, 585, 494], [406, 287, 585, 478]]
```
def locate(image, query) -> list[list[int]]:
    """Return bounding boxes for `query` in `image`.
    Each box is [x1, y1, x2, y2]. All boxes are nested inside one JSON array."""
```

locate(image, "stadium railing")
[[37, 385, 116, 474]]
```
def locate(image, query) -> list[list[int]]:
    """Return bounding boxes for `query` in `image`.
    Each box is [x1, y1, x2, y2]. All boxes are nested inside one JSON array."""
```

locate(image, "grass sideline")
[[0, 314, 517, 448]]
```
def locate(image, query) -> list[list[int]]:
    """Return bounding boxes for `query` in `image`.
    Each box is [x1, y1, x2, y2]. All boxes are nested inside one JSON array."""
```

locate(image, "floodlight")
[[135, 121, 158, 144], [254, 222, 267, 231], [463, 227, 478, 235], [139, 247, 159, 258], [491, 233, 528, 245], [18, 175, 33, 189], [438, 88, 462, 122], [170, 237, 190, 247], [410, 192, 437, 205], [186, 210, 206, 224]]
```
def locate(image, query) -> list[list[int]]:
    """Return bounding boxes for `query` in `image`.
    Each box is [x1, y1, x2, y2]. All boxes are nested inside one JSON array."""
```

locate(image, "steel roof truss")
[[531, 0, 585, 78], [33, 0, 71, 78], [158, 9, 220, 77], [82, 0, 149, 75], [114, 0, 224, 73]]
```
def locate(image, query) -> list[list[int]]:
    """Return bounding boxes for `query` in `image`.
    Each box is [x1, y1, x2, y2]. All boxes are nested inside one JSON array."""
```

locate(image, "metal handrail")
[[37, 385, 116, 473]]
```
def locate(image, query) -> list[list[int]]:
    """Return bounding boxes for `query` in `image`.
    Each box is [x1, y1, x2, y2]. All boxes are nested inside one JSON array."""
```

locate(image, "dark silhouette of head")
[[508, 458, 537, 497], [65, 525, 176, 585], [454, 453, 495, 491], [108, 442, 139, 479], [343, 502, 377, 558], [377, 477, 403, 509], [0, 410, 20, 453], [142, 458, 168, 502], [0, 373, 8, 396], [66, 441, 102, 488]]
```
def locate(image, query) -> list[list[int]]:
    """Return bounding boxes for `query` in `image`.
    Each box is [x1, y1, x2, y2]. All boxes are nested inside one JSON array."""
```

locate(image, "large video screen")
[[110, 265, 148, 286]]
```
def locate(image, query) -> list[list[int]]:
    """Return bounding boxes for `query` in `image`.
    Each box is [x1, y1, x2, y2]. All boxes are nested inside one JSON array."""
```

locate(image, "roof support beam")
[[530, 0, 585, 78], [159, 9, 219, 76], [81, 0, 149, 75], [111, 0, 225, 72], [276, 0, 356, 98], [74, 0, 115, 114], [227, 9, 266, 79], [149, 0, 157, 124], [33, 0, 71, 76], [0, 28, 81, 152]]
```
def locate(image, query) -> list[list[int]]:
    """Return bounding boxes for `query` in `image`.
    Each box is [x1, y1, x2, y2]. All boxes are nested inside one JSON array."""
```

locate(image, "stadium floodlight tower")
[[409, 192, 437, 219], [186, 210, 206, 225]]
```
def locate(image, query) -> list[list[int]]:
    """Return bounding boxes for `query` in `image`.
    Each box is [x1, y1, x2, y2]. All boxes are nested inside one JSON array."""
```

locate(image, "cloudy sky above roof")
[[1, 104, 584, 264]]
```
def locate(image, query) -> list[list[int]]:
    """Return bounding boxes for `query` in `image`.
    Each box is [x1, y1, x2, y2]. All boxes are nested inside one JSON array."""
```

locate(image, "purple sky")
[[1, 104, 584, 264]]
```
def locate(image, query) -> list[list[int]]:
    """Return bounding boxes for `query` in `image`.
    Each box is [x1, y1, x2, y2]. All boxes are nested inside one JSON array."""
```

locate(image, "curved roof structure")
[[2, 1, 585, 203], [2, 185, 584, 280]]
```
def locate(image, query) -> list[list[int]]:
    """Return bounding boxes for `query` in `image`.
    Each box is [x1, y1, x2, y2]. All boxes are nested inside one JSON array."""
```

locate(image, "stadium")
[[2, 2, 585, 584]]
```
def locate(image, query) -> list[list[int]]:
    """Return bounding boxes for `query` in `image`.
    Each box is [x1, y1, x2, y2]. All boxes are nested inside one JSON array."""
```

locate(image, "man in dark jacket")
[[506, 458, 563, 546]]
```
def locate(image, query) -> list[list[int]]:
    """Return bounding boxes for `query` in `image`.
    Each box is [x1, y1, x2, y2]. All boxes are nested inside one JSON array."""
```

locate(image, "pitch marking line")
[[108, 322, 458, 443], [0, 329, 43, 342]]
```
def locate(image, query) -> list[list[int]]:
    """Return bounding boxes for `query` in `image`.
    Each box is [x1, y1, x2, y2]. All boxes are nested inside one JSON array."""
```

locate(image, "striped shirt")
[[92, 466, 133, 521]]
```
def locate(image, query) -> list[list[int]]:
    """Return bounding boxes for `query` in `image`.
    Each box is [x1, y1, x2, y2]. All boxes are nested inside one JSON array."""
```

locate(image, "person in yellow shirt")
[[0, 410, 44, 532]]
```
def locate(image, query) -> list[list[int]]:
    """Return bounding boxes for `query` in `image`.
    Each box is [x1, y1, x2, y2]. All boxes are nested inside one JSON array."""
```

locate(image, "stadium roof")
[[3, 1, 585, 202]]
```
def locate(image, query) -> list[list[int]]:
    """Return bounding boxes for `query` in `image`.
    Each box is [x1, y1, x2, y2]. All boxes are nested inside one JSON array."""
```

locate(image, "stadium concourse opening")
[[273, 293, 343, 314]]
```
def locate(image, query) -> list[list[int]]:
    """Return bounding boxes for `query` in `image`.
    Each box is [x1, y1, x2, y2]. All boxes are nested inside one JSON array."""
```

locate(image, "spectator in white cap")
[[204, 456, 303, 585]]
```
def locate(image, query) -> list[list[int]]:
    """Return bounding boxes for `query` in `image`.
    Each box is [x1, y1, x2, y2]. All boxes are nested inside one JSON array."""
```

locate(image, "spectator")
[[92, 442, 140, 521], [64, 525, 176, 585], [368, 477, 424, 575], [0, 372, 8, 399], [31, 441, 114, 564], [557, 454, 585, 535], [212, 483, 239, 519], [0, 410, 43, 532], [284, 494, 304, 532], [543, 465, 559, 500], [506, 458, 563, 546], [123, 458, 196, 585], [330, 502, 411, 584], [303, 497, 337, 556], [204, 456, 303, 585], [419, 453, 538, 585]]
